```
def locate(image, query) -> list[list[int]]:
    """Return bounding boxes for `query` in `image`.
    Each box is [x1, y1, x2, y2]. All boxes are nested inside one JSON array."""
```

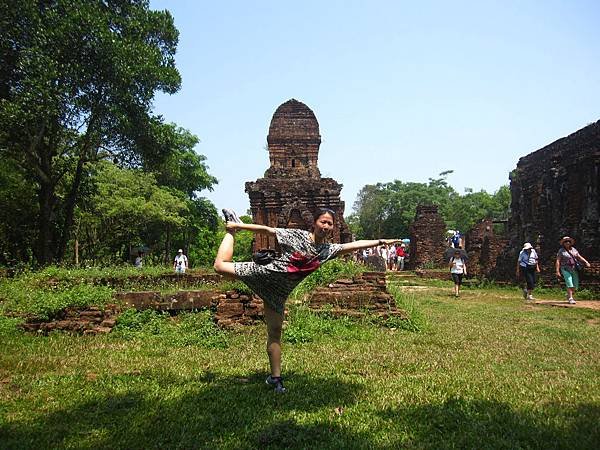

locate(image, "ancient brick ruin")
[[465, 219, 509, 277], [306, 272, 406, 319], [495, 120, 600, 287], [409, 205, 447, 268], [245, 99, 352, 250]]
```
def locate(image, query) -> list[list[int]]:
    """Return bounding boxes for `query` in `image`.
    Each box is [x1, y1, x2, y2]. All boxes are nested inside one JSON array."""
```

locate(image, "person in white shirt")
[[173, 249, 188, 274], [134, 251, 143, 268], [449, 249, 467, 298], [516, 242, 540, 301]]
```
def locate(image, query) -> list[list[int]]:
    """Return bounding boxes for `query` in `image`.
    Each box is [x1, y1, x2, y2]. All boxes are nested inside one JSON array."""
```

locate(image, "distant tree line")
[[0, 0, 220, 267], [347, 171, 510, 240]]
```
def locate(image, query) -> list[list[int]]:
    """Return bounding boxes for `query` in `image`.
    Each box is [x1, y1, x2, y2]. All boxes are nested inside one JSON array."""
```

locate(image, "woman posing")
[[555, 236, 591, 304], [213, 208, 399, 393], [516, 242, 540, 301]]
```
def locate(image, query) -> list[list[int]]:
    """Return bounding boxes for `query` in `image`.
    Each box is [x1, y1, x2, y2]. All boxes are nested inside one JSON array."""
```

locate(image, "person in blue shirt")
[[516, 242, 540, 301]]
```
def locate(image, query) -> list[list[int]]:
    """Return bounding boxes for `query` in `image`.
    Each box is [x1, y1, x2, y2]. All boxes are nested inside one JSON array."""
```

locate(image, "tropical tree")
[[350, 172, 509, 239], [0, 0, 183, 264], [74, 162, 187, 264]]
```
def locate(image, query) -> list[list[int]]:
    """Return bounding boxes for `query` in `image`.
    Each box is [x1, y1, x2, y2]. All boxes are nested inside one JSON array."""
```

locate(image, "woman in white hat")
[[516, 242, 539, 301], [555, 237, 591, 304]]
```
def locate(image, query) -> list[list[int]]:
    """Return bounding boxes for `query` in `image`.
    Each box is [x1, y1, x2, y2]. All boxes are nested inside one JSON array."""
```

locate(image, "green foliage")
[[0, 279, 114, 320], [75, 161, 188, 264], [113, 309, 228, 348], [350, 171, 510, 239], [290, 259, 364, 301], [0, 316, 23, 336], [0, 0, 218, 266], [0, 158, 37, 266]]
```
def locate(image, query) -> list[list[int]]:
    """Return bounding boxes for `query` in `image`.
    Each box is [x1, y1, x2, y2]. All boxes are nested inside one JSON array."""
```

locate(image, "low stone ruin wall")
[[306, 272, 406, 319], [21, 304, 120, 335], [21, 290, 265, 333], [409, 205, 447, 269], [20, 272, 406, 334]]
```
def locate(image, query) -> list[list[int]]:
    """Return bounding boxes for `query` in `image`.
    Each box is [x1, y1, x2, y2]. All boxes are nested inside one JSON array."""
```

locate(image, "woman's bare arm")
[[338, 239, 399, 256], [226, 222, 276, 236]]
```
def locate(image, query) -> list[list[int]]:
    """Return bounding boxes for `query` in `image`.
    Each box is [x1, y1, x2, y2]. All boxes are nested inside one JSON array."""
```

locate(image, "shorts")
[[234, 262, 304, 315], [561, 267, 579, 289], [451, 273, 464, 285]]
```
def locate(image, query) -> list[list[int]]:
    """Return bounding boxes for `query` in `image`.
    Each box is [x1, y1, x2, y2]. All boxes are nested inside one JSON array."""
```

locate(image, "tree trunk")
[[165, 225, 171, 265], [56, 155, 86, 262], [36, 180, 56, 266], [74, 238, 79, 266]]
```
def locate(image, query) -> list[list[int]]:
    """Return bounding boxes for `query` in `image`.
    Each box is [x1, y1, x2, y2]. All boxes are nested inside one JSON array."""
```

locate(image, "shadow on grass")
[[379, 397, 600, 449], [1, 372, 369, 449]]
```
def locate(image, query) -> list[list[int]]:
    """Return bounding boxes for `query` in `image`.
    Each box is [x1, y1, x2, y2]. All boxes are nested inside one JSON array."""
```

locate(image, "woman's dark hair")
[[314, 208, 336, 223]]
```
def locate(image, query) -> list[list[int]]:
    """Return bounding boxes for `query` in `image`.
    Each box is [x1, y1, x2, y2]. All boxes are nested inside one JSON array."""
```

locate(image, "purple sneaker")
[[265, 375, 286, 393], [222, 208, 242, 224]]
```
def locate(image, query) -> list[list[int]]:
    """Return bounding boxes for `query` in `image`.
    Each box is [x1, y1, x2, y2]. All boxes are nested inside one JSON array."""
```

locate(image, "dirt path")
[[532, 299, 600, 310]]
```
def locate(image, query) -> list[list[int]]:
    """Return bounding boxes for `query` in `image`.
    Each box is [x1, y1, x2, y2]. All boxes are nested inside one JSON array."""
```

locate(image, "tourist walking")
[[449, 249, 467, 297], [555, 236, 591, 304], [516, 242, 539, 301], [134, 251, 143, 268], [388, 243, 397, 270], [173, 249, 188, 274], [214, 208, 400, 393], [396, 244, 406, 271]]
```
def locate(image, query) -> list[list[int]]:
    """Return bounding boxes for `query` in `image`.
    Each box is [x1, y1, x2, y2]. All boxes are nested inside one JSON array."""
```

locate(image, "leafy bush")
[[0, 280, 114, 320]]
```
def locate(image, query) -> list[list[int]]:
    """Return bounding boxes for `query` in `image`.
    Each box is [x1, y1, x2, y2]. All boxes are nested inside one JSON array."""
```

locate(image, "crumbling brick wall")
[[495, 119, 600, 288], [306, 272, 405, 319], [409, 205, 447, 268], [465, 219, 509, 277]]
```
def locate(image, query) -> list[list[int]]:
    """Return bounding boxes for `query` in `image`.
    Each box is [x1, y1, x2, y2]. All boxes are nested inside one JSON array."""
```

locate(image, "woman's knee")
[[267, 322, 283, 342], [213, 260, 235, 276]]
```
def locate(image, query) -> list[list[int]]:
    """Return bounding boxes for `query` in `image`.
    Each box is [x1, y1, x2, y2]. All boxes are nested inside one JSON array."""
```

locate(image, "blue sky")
[[150, 0, 600, 216]]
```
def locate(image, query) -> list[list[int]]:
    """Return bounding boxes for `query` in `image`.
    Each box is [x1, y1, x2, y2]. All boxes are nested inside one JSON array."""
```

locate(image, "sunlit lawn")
[[1, 275, 599, 449]]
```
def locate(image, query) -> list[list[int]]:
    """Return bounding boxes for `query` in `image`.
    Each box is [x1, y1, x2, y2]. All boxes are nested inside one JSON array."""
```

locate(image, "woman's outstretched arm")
[[226, 222, 276, 236], [338, 239, 399, 256]]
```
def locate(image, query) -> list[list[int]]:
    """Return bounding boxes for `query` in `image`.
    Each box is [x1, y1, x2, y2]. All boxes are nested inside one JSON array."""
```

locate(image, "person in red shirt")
[[396, 244, 406, 271]]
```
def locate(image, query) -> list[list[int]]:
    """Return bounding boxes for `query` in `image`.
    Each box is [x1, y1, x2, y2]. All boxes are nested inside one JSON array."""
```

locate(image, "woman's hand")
[[225, 222, 240, 233], [380, 238, 400, 245], [556, 271, 562, 278]]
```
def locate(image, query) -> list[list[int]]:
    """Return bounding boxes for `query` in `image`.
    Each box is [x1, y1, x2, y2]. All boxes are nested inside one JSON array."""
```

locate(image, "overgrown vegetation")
[[112, 309, 228, 349]]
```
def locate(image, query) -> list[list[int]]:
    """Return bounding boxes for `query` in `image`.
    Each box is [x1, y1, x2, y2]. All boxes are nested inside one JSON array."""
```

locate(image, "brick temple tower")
[[245, 99, 352, 250]]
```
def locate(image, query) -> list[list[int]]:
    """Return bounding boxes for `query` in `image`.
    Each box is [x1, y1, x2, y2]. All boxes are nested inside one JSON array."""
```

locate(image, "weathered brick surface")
[[305, 272, 406, 318], [245, 99, 352, 251], [493, 120, 600, 290], [465, 219, 509, 277], [21, 304, 121, 335], [409, 205, 447, 268]]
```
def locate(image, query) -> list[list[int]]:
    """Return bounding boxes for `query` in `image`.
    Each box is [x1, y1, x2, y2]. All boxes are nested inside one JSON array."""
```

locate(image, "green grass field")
[[1, 273, 599, 449]]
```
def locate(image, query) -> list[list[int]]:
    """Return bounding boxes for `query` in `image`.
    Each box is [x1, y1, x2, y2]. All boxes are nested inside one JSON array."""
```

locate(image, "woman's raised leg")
[[213, 229, 237, 277]]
